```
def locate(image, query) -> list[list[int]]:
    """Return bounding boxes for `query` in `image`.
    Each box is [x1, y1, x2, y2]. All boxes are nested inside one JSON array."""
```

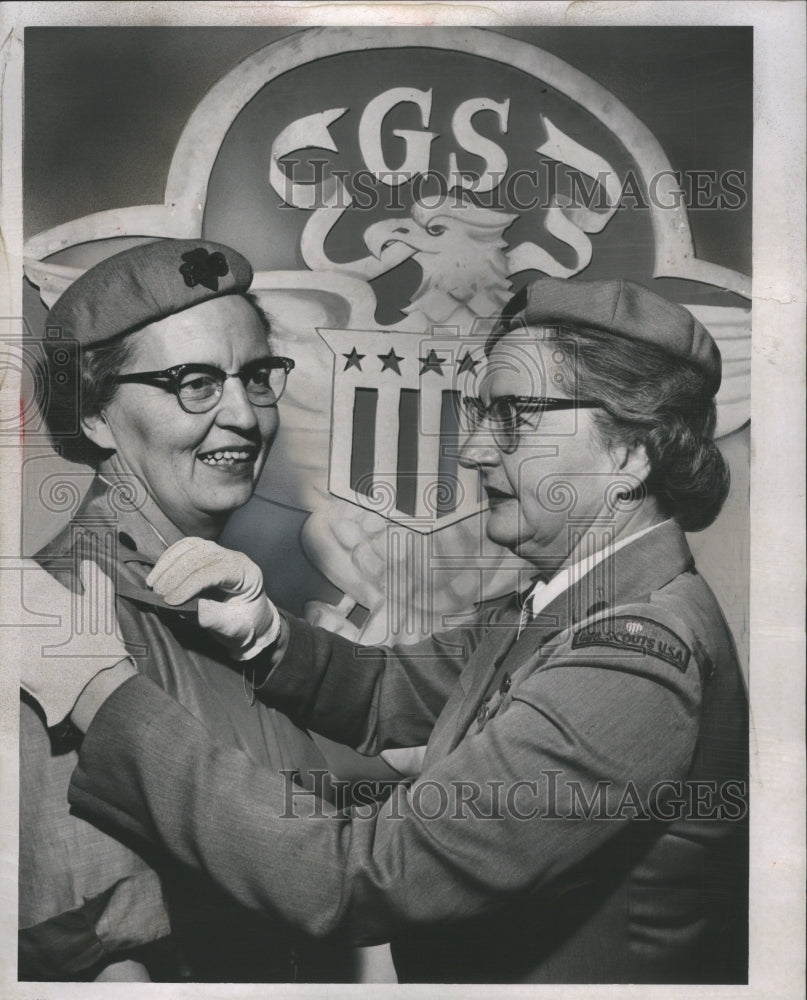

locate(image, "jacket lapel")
[[444, 521, 695, 751], [38, 476, 199, 614], [421, 600, 522, 765]]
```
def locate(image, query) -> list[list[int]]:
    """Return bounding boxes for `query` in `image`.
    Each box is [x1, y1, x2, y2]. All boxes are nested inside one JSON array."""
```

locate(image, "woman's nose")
[[457, 428, 500, 469], [214, 376, 260, 429]]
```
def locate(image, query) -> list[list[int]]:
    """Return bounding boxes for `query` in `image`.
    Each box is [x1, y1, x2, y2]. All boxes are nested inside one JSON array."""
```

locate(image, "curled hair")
[[40, 334, 134, 465], [40, 292, 273, 466], [487, 322, 730, 531]]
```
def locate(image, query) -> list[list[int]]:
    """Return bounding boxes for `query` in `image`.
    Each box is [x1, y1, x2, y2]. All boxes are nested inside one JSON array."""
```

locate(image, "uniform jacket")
[[20, 476, 343, 981], [69, 519, 748, 983]]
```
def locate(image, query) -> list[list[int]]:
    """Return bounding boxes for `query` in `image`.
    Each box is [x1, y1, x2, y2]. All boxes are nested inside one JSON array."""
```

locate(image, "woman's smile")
[[84, 295, 279, 539]]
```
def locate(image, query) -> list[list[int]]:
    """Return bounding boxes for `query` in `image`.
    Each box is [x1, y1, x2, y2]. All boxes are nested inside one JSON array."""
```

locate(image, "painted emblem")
[[319, 328, 483, 531], [23, 28, 751, 645]]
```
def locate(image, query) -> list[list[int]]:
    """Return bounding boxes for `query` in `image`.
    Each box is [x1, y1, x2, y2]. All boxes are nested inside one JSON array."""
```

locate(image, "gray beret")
[[505, 277, 721, 392], [46, 239, 253, 347]]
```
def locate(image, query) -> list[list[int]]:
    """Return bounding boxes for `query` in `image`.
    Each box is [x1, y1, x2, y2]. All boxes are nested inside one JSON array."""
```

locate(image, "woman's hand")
[[146, 538, 281, 660], [6, 558, 132, 726]]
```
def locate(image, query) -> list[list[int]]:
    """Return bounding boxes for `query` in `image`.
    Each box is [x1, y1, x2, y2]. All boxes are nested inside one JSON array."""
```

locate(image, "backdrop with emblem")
[[21, 27, 751, 680]]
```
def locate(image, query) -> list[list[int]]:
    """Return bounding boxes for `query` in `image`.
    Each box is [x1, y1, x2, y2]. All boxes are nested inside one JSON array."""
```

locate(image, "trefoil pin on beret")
[[46, 239, 254, 348]]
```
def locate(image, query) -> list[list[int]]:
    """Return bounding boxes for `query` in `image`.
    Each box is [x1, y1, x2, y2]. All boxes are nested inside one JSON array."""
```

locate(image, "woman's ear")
[[611, 440, 651, 484], [81, 412, 117, 452]]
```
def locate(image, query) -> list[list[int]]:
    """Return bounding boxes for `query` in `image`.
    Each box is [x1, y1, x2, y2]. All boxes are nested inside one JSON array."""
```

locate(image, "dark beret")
[[46, 239, 253, 347], [504, 277, 721, 392]]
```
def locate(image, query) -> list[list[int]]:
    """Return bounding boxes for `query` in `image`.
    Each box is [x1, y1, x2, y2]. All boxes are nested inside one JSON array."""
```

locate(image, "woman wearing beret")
[[20, 275, 748, 983], [19, 240, 350, 982]]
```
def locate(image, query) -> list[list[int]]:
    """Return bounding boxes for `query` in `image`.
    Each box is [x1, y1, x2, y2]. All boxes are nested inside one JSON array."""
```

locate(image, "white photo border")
[[1, 3, 804, 999]]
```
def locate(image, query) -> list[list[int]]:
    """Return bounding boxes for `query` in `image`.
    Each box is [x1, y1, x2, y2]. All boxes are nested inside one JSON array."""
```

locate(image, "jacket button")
[[477, 703, 489, 726], [499, 673, 512, 694]]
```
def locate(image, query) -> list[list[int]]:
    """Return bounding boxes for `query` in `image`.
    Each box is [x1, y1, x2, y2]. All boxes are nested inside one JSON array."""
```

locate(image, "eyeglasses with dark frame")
[[461, 394, 602, 453], [113, 357, 295, 414]]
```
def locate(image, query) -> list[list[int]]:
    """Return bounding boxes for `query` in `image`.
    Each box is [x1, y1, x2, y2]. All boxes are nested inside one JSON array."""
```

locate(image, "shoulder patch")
[[572, 615, 691, 671]]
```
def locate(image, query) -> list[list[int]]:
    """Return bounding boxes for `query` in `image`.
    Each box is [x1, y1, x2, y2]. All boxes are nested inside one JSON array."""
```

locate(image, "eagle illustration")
[[295, 196, 529, 647], [363, 195, 518, 334], [24, 197, 750, 656]]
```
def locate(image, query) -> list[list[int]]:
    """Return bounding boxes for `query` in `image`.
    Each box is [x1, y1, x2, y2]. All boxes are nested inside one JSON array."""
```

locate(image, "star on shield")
[[342, 347, 365, 371], [378, 348, 404, 374], [419, 349, 446, 376], [457, 352, 480, 374]]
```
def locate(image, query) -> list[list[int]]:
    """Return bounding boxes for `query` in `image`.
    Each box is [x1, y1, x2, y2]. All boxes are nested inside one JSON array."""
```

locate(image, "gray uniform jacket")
[[69, 519, 748, 983], [20, 477, 344, 981]]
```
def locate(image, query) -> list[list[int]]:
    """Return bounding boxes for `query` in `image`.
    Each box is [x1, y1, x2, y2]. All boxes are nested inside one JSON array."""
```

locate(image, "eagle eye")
[[426, 224, 446, 237]]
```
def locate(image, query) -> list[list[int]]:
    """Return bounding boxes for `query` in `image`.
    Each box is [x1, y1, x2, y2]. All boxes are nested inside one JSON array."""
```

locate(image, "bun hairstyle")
[[538, 324, 730, 532], [486, 277, 729, 530]]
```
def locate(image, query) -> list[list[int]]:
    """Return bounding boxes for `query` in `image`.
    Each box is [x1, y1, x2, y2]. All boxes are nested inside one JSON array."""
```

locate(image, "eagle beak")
[[364, 219, 418, 260]]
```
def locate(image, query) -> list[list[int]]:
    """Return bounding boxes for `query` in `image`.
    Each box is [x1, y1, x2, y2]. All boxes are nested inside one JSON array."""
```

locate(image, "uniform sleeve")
[[19, 697, 172, 979], [260, 612, 494, 754], [68, 609, 703, 946]]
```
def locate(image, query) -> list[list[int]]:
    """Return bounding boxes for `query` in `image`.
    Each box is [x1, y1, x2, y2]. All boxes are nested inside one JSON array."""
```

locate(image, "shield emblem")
[[319, 328, 485, 532], [20, 26, 751, 650]]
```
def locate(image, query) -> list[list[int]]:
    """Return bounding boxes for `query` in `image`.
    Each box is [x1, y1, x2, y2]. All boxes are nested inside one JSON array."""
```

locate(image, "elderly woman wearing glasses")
[[22, 275, 749, 984], [19, 240, 348, 983]]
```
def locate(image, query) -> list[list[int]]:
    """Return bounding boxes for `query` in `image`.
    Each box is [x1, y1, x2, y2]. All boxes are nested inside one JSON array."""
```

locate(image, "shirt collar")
[[525, 520, 670, 620]]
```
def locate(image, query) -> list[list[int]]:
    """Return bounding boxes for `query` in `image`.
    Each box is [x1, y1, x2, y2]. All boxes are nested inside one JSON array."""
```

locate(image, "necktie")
[[518, 579, 548, 636]]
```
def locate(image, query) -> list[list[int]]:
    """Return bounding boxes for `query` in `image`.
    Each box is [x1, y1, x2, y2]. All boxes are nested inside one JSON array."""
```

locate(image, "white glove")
[[146, 537, 280, 660], [2, 558, 132, 727]]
